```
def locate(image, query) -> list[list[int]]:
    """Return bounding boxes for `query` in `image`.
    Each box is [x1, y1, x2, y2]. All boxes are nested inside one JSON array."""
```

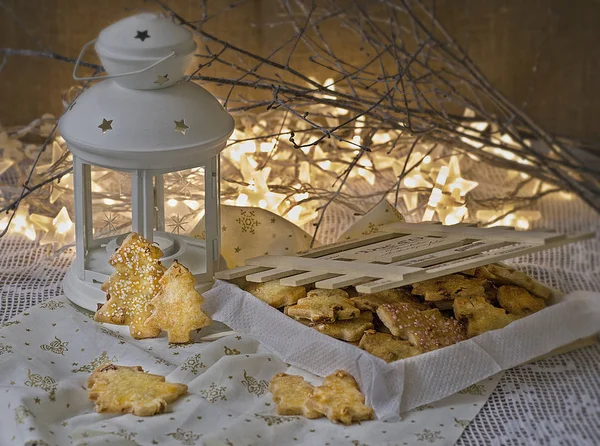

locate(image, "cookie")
[[453, 295, 521, 337], [477, 264, 552, 299], [376, 303, 467, 351], [358, 330, 423, 362], [269, 373, 323, 419], [299, 311, 374, 342], [145, 260, 212, 343], [87, 363, 187, 416], [285, 289, 360, 323], [411, 274, 487, 303], [95, 232, 165, 339], [351, 289, 430, 312], [244, 280, 306, 308], [307, 370, 374, 425], [497, 285, 546, 317]]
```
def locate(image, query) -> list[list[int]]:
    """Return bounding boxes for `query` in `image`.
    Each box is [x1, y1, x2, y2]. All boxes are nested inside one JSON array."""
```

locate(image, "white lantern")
[[59, 13, 234, 310]]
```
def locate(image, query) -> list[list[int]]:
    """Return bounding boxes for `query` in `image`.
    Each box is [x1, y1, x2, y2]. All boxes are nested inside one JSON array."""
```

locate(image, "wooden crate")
[[215, 222, 594, 293]]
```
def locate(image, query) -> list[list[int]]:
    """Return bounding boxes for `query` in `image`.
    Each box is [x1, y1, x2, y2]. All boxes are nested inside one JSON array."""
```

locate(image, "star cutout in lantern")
[[135, 30, 150, 41], [154, 74, 169, 86], [174, 119, 189, 135], [98, 119, 113, 133]]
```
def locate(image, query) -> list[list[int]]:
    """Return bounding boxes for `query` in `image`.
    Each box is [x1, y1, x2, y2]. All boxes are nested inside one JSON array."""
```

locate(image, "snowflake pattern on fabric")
[[236, 210, 260, 234], [0, 342, 12, 355], [180, 354, 205, 374], [200, 383, 227, 403], [415, 429, 444, 443], [14, 405, 34, 424]]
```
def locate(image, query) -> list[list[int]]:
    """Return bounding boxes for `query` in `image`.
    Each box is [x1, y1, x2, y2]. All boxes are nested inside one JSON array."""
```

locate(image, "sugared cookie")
[[269, 373, 323, 419], [244, 280, 306, 308], [453, 295, 521, 337], [95, 232, 165, 339], [285, 289, 360, 323], [376, 303, 467, 351], [351, 289, 429, 312], [87, 363, 187, 416], [477, 264, 552, 299], [145, 261, 212, 343], [411, 274, 487, 304], [300, 311, 374, 342], [497, 285, 546, 317], [358, 330, 423, 362], [308, 370, 374, 425]]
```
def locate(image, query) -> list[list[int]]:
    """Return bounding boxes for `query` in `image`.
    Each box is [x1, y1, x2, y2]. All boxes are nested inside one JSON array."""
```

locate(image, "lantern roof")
[[95, 13, 196, 62], [59, 79, 235, 171]]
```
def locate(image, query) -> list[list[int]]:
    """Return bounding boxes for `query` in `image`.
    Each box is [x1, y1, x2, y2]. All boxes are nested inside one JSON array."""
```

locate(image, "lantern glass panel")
[[91, 167, 132, 238]]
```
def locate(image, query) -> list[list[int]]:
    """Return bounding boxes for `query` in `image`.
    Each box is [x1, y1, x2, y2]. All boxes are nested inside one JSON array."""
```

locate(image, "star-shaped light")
[[422, 156, 478, 224], [2, 205, 36, 240], [36, 141, 68, 174], [174, 119, 189, 135], [442, 156, 478, 199], [154, 74, 169, 86], [98, 119, 113, 133], [30, 207, 74, 247], [135, 30, 150, 41]]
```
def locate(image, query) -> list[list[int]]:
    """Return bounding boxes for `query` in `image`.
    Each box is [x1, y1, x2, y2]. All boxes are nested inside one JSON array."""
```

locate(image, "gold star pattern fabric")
[[98, 119, 113, 133], [174, 119, 189, 135]]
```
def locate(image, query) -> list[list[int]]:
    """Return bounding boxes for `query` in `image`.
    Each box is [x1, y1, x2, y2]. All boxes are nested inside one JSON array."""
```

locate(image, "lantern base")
[[63, 233, 218, 312]]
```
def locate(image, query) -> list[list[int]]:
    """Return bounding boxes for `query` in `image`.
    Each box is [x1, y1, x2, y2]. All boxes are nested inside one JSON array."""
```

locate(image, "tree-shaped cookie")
[[88, 363, 187, 416], [95, 233, 165, 339], [145, 260, 212, 343]]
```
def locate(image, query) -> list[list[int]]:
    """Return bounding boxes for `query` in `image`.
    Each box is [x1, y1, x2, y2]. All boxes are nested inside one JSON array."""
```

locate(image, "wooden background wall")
[[1, 0, 598, 142]]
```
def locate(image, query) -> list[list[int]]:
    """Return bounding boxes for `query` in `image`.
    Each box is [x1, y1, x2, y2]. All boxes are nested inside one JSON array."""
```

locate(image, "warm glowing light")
[[103, 198, 116, 205], [236, 194, 249, 206], [53, 207, 73, 234], [435, 166, 449, 186], [184, 200, 201, 211]]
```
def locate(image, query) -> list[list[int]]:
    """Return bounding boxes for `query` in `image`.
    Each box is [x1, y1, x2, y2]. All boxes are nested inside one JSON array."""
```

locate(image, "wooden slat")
[[355, 232, 594, 293], [329, 235, 470, 263], [246, 268, 305, 283], [380, 222, 565, 244], [396, 239, 513, 267], [315, 274, 376, 289], [280, 271, 340, 286], [245, 255, 423, 280], [215, 265, 269, 280], [296, 231, 404, 258]]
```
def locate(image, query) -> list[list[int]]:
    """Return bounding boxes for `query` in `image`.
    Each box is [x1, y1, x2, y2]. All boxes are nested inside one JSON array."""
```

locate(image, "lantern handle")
[[73, 39, 176, 81]]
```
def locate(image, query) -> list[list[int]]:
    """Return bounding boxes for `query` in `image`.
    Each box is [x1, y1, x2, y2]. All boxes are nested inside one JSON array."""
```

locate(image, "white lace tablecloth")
[[0, 193, 599, 445]]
